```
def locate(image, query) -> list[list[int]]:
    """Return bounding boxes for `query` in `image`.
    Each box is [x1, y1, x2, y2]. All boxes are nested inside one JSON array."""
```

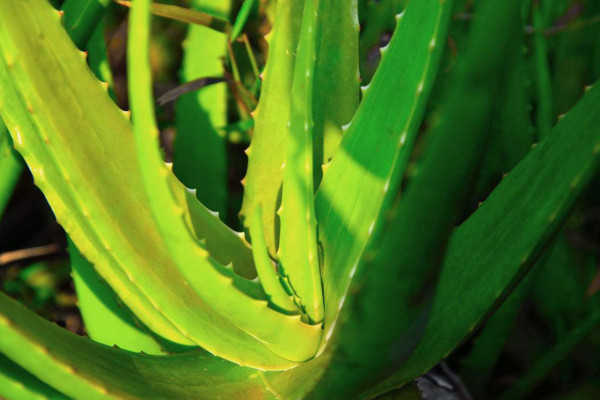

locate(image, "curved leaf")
[[315, 0, 453, 352], [241, 0, 359, 255], [128, 0, 321, 366], [305, 1, 521, 397], [250, 206, 298, 314], [0, 0, 312, 368], [277, 0, 324, 324], [0, 354, 70, 400], [362, 80, 600, 399], [69, 239, 166, 355], [239, 0, 304, 255], [0, 291, 275, 400], [0, 0, 194, 348]]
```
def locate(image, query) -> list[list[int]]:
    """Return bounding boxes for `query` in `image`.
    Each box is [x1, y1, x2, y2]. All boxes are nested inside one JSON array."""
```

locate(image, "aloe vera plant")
[[0, 0, 599, 398]]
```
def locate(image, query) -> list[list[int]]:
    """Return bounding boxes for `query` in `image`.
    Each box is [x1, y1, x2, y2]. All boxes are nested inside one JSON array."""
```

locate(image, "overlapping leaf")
[[0, 0, 317, 369], [363, 79, 600, 400], [0, 291, 275, 400]]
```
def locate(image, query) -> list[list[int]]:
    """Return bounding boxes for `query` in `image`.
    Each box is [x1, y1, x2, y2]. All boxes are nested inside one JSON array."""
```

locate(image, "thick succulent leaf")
[[315, 0, 453, 352], [182, 192, 257, 279], [239, 0, 302, 255], [69, 239, 166, 355], [301, 2, 522, 398], [71, 15, 162, 354], [61, 0, 111, 48], [0, 123, 22, 217], [0, 292, 276, 400], [277, 0, 324, 324], [87, 0, 259, 287], [261, 1, 456, 397], [241, 0, 359, 255], [261, 351, 332, 400], [0, 0, 188, 347], [0, 0, 307, 368], [312, 0, 360, 178], [128, 0, 321, 365], [250, 207, 298, 314], [72, 9, 188, 354], [361, 81, 600, 399], [173, 0, 229, 217], [115, 1, 230, 34], [0, 354, 70, 400]]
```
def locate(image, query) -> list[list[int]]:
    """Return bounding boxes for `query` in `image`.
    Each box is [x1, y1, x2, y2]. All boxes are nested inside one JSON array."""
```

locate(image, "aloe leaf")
[[0, 291, 276, 400], [312, 0, 360, 180], [61, 0, 111, 48], [261, 351, 332, 400], [362, 81, 600, 399], [0, 0, 197, 347], [231, 0, 256, 42], [0, 123, 22, 217], [262, 1, 508, 396], [182, 191, 258, 279], [0, 0, 307, 368], [174, 0, 230, 218], [0, 354, 70, 400], [66, 0, 202, 348], [115, 0, 230, 34], [499, 308, 600, 400], [315, 0, 453, 351], [128, 0, 321, 365], [277, 0, 324, 324], [69, 239, 166, 355], [240, 0, 359, 255], [307, 2, 522, 398], [70, 15, 165, 355], [239, 0, 302, 255], [250, 206, 298, 314]]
